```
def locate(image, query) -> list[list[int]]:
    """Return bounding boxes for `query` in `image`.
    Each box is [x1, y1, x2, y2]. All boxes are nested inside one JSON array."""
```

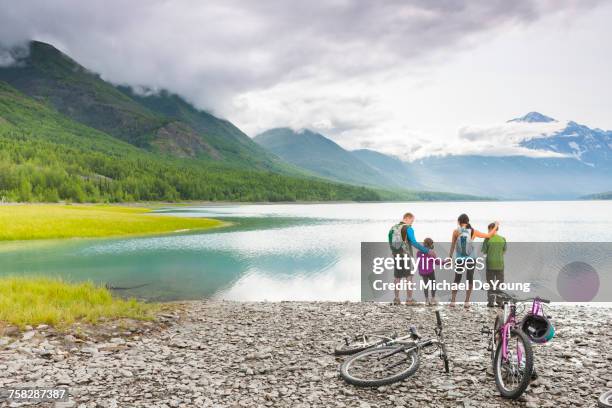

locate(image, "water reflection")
[[1, 201, 611, 301]]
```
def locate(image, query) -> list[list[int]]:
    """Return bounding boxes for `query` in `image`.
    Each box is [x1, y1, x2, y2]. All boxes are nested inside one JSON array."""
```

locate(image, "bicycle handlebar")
[[495, 291, 550, 304]]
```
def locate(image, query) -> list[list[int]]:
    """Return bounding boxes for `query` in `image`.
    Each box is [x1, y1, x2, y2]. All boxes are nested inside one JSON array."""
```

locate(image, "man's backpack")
[[388, 222, 409, 252]]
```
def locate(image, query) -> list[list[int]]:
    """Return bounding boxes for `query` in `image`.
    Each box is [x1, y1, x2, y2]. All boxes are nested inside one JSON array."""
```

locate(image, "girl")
[[417, 238, 438, 305], [449, 214, 498, 308]]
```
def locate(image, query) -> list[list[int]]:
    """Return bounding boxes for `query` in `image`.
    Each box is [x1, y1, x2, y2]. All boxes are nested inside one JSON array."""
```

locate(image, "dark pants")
[[453, 265, 475, 284], [392, 249, 412, 279], [486, 268, 505, 305], [422, 273, 436, 298]]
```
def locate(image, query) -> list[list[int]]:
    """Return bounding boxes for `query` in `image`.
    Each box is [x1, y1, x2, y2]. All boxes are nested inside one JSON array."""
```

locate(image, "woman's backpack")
[[456, 226, 474, 258]]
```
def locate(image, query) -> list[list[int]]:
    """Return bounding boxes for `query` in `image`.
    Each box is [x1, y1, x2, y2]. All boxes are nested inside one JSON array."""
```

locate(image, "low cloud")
[[0, 0, 605, 155], [458, 121, 567, 144], [346, 120, 570, 160]]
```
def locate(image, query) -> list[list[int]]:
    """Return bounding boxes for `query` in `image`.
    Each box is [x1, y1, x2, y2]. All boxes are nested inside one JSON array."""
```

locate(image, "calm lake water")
[[1, 201, 611, 301]]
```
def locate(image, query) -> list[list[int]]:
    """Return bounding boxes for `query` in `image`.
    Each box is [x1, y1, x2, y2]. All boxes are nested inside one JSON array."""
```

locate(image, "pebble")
[[0, 302, 608, 408]]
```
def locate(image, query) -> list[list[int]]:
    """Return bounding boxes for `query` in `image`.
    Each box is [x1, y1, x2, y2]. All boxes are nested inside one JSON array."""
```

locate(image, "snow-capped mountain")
[[254, 112, 612, 199], [508, 111, 556, 123], [519, 118, 612, 168], [405, 112, 612, 198]]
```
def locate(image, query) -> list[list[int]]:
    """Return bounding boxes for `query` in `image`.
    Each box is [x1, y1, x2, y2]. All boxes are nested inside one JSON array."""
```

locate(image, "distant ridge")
[[254, 112, 612, 199], [254, 128, 398, 187]]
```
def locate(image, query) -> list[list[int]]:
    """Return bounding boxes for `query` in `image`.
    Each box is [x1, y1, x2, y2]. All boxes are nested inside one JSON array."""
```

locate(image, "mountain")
[[0, 41, 286, 170], [351, 149, 423, 189], [116, 87, 291, 171], [519, 120, 612, 168], [0, 46, 388, 202], [582, 191, 612, 200], [254, 112, 612, 199], [508, 112, 556, 123], [254, 128, 395, 187], [404, 112, 612, 199], [254, 128, 487, 200]]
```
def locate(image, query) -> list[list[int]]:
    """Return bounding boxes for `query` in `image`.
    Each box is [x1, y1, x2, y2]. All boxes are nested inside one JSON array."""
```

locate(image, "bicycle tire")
[[599, 390, 612, 408], [340, 346, 420, 387], [491, 314, 502, 363], [334, 336, 386, 356], [493, 328, 534, 399]]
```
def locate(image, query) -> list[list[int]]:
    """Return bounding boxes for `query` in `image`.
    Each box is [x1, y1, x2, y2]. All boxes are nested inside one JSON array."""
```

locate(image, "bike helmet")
[[521, 314, 555, 344]]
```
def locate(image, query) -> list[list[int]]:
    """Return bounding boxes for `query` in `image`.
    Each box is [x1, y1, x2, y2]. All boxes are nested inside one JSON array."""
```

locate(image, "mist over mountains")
[[0, 41, 393, 202], [255, 113, 612, 199], [1, 40, 609, 202]]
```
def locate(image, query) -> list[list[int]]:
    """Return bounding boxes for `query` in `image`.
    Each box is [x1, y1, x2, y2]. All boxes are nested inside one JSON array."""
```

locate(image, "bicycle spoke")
[[346, 348, 415, 381]]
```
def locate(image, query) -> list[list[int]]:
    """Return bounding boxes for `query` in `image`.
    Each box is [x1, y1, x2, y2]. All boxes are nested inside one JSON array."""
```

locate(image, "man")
[[388, 212, 430, 305], [482, 222, 507, 307]]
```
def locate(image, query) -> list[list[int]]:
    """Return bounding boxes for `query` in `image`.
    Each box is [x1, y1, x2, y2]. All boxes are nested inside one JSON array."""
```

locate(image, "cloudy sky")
[[1, 0, 611, 159]]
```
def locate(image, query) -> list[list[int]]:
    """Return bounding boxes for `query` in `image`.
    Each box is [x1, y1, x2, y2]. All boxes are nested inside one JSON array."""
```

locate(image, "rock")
[[22, 330, 36, 341], [3, 326, 20, 337], [119, 369, 133, 377], [57, 377, 72, 386], [0, 302, 606, 407]]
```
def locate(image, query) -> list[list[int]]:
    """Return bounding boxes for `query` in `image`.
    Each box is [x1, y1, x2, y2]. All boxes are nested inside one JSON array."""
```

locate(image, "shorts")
[[392, 250, 412, 279], [453, 260, 475, 284]]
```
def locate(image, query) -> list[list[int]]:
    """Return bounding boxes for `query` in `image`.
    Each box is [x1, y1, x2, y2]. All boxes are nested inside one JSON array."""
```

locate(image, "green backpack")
[[388, 222, 408, 252]]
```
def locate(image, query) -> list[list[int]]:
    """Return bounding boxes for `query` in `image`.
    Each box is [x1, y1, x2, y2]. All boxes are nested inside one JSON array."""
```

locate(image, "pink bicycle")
[[482, 292, 553, 399]]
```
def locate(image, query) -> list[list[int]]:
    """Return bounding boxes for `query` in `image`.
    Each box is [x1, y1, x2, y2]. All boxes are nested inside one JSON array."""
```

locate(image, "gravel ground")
[[0, 302, 611, 408]]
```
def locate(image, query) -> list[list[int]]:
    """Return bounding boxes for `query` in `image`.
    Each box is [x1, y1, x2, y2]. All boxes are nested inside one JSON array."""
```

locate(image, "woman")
[[448, 213, 498, 308]]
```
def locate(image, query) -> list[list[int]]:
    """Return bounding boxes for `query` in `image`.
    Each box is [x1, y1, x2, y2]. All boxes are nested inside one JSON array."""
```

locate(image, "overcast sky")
[[1, 0, 610, 159]]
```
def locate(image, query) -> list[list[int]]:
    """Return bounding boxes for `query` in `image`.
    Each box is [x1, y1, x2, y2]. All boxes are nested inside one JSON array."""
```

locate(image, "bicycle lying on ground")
[[481, 292, 554, 399], [337, 310, 449, 387]]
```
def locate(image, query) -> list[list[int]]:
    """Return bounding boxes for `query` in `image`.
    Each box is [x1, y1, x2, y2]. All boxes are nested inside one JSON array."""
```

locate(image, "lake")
[[1, 201, 611, 301]]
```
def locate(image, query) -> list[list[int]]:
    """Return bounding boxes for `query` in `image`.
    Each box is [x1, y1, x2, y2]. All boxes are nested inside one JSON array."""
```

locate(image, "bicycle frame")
[[382, 311, 447, 361], [497, 296, 546, 362], [500, 303, 519, 362]]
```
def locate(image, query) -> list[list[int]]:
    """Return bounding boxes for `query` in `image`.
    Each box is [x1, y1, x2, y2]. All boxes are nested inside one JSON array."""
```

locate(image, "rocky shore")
[[1, 302, 611, 408]]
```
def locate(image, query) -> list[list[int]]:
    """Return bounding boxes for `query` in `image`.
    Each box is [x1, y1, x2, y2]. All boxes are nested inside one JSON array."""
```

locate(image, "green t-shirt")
[[482, 234, 506, 270]]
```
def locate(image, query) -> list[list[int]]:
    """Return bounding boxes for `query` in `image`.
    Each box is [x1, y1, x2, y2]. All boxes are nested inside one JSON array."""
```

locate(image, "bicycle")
[[338, 310, 449, 387], [481, 292, 552, 399]]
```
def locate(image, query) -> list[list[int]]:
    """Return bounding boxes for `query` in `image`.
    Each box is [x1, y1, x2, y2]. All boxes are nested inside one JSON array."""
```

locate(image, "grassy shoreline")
[[0, 204, 225, 241], [0, 277, 157, 329]]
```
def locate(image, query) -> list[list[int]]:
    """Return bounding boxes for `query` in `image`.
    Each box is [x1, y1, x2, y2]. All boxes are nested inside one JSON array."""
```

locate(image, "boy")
[[482, 222, 506, 307]]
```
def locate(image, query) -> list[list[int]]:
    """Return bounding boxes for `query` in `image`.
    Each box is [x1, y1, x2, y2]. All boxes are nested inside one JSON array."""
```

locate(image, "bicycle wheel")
[[490, 313, 502, 363], [340, 345, 420, 387], [599, 390, 612, 408], [441, 342, 450, 373], [334, 334, 387, 355], [493, 328, 533, 399]]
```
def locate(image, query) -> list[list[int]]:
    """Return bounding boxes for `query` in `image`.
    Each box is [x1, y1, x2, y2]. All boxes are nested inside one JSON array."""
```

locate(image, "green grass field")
[[0, 277, 156, 328], [0, 204, 224, 240]]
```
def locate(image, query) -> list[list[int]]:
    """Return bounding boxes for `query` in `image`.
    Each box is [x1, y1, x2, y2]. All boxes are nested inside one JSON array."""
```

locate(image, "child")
[[417, 238, 438, 305], [482, 223, 506, 307]]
